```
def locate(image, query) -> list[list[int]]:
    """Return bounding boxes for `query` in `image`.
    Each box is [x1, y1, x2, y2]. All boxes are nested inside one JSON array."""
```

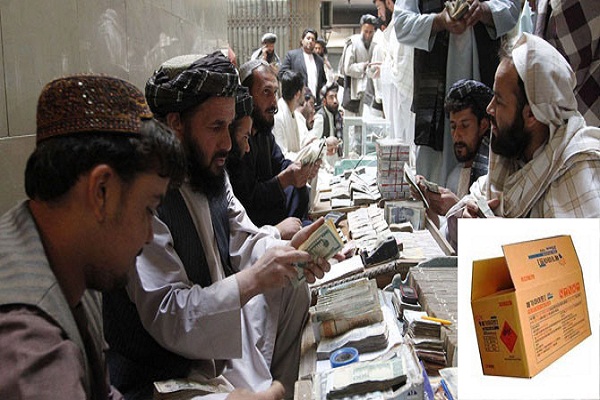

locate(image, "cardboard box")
[[471, 235, 591, 378]]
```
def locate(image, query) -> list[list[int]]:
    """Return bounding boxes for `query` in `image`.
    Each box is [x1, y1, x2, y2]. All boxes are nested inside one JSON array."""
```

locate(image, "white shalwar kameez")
[[126, 178, 309, 399]]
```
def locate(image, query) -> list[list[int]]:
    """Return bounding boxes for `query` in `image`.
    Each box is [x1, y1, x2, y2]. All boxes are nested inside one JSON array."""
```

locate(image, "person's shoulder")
[[0, 305, 65, 341]]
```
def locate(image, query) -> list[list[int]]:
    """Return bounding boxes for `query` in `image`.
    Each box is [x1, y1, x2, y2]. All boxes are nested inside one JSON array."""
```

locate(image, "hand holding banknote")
[[291, 217, 342, 283]]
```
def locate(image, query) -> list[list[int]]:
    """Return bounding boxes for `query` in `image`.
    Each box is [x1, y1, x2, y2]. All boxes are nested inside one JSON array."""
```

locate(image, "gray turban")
[[145, 51, 239, 116], [239, 59, 270, 86]]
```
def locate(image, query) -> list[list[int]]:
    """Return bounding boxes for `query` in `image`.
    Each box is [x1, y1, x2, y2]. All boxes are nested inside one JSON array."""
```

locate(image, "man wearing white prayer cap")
[[444, 33, 600, 250]]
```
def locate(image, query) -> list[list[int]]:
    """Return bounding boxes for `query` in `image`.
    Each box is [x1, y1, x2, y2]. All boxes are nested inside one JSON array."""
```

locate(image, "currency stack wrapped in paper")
[[376, 139, 411, 200], [408, 265, 458, 367], [311, 278, 384, 337], [403, 309, 447, 368], [316, 320, 389, 360], [314, 343, 426, 399]]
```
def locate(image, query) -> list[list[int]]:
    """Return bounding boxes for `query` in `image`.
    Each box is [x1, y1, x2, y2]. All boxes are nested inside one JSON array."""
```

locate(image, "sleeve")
[[224, 179, 287, 269], [272, 114, 289, 155], [0, 306, 87, 400], [486, 0, 522, 38], [544, 158, 600, 218], [270, 133, 293, 178], [393, 0, 438, 51], [279, 51, 293, 77], [344, 42, 367, 79], [312, 113, 325, 140], [127, 217, 244, 360]]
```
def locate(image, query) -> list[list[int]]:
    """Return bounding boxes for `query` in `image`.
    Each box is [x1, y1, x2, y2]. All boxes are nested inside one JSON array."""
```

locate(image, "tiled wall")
[[0, 0, 228, 214]]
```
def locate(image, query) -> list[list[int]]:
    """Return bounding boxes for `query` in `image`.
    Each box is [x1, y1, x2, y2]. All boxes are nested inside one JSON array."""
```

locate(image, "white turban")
[[512, 33, 579, 135]]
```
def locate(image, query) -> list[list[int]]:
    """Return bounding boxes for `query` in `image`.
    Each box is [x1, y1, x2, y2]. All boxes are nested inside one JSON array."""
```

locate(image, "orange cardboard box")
[[471, 235, 591, 378]]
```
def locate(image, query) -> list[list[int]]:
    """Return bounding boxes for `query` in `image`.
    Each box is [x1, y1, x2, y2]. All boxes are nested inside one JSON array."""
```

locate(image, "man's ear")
[[522, 104, 537, 129], [479, 117, 490, 137], [87, 164, 117, 222], [166, 112, 185, 140]]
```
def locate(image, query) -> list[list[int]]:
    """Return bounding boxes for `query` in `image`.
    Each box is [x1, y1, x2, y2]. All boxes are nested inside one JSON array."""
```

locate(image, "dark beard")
[[325, 103, 338, 114], [490, 112, 530, 160], [454, 139, 480, 163], [183, 131, 226, 199], [251, 107, 275, 134]]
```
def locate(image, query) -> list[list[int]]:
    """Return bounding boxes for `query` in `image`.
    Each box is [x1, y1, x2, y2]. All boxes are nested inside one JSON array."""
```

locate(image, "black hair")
[[280, 71, 305, 101], [445, 93, 489, 122], [25, 119, 186, 201], [241, 63, 276, 92], [301, 28, 318, 40], [320, 81, 339, 99]]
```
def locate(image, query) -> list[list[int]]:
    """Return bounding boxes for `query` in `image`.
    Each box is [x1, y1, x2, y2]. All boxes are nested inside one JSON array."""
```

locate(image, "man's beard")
[[454, 139, 480, 163], [363, 37, 372, 49], [325, 103, 338, 114], [252, 106, 276, 133], [384, 7, 393, 24], [490, 111, 530, 159], [183, 131, 227, 198]]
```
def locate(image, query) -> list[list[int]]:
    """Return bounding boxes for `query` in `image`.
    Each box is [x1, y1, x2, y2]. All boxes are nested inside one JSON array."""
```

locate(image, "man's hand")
[[462, 198, 500, 218], [275, 217, 302, 240], [307, 159, 321, 180], [237, 246, 312, 305], [227, 381, 285, 400], [290, 218, 332, 283], [433, 8, 468, 35], [427, 187, 460, 216], [463, 0, 493, 27], [278, 161, 310, 188]]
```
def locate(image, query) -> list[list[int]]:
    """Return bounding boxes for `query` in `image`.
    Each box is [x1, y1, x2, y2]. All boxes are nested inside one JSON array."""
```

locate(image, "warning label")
[[500, 321, 518, 352]]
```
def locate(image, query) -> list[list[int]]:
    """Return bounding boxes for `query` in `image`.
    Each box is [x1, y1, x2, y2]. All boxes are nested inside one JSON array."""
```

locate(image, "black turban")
[[145, 51, 239, 116], [445, 79, 493, 118], [235, 87, 253, 119]]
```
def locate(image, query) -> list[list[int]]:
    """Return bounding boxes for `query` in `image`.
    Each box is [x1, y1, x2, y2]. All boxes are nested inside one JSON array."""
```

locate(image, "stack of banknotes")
[[311, 278, 384, 338]]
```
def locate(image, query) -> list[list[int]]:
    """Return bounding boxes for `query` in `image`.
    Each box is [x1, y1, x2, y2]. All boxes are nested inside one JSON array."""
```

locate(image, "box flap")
[[502, 235, 581, 290], [471, 256, 514, 301]]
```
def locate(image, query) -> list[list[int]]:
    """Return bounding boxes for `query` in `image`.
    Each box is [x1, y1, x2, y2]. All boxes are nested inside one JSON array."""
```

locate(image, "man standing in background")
[[280, 28, 327, 104]]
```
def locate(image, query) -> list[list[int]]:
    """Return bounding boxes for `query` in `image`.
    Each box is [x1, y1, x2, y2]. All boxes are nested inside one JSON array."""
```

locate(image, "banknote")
[[294, 219, 344, 285], [445, 0, 470, 20], [324, 357, 407, 398]]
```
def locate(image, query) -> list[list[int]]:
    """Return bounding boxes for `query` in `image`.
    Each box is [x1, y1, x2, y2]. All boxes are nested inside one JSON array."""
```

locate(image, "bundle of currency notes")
[[311, 279, 384, 337], [299, 219, 345, 261], [295, 219, 345, 285], [323, 358, 407, 399], [316, 321, 389, 360], [445, 0, 470, 20], [153, 379, 232, 400], [296, 138, 326, 165]]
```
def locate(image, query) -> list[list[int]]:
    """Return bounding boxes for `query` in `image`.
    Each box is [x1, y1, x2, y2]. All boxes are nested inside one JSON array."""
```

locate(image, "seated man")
[[228, 87, 302, 240], [103, 53, 330, 400], [0, 75, 186, 399], [296, 87, 316, 134], [228, 60, 317, 228], [313, 82, 343, 157], [446, 33, 600, 248], [416, 79, 493, 226]]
